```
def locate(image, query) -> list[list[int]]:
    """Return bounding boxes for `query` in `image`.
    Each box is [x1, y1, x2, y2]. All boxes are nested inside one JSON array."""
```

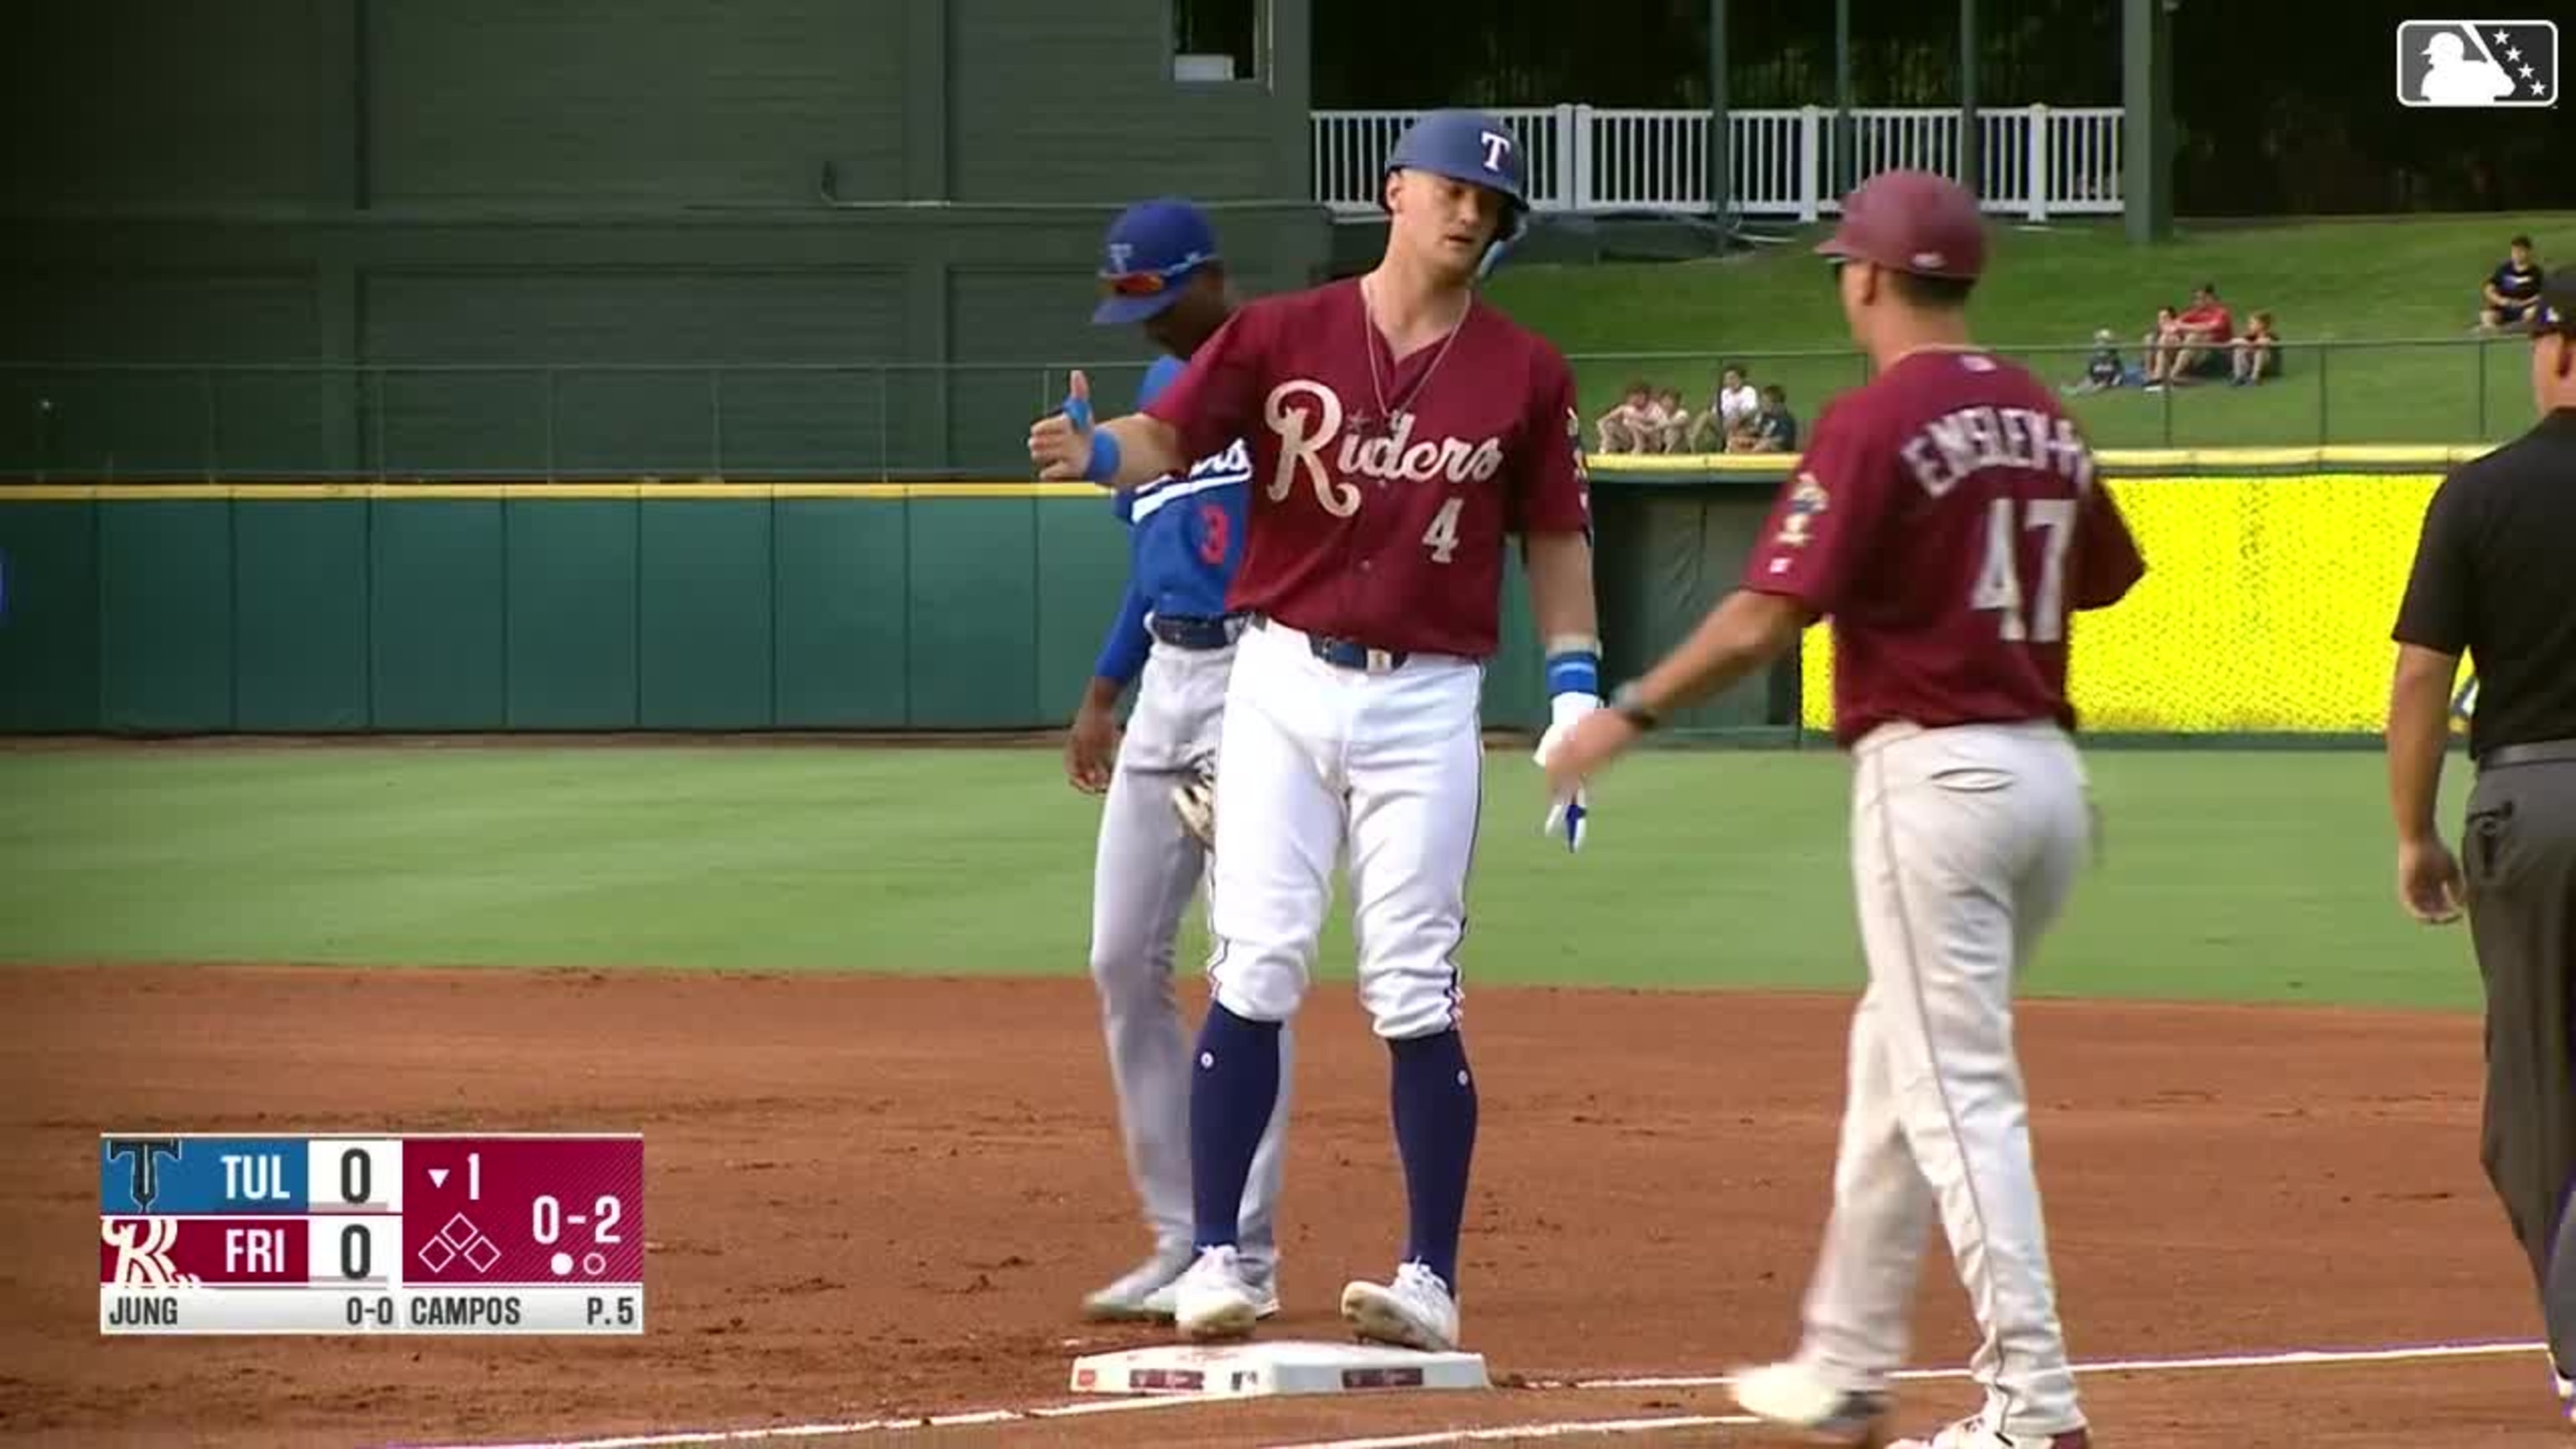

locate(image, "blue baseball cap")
[[1093, 198, 1220, 325]]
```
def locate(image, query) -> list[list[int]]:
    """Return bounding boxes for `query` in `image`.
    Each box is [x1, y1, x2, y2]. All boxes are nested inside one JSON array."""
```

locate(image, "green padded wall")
[[0, 501, 101, 731], [98, 501, 234, 732], [1, 486, 1672, 738], [371, 501, 507, 730], [235, 500, 369, 730]]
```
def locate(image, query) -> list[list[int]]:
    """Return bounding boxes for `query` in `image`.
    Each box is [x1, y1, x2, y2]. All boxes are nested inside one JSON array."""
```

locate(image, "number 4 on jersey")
[[1421, 496, 1465, 564], [1972, 496, 2077, 642]]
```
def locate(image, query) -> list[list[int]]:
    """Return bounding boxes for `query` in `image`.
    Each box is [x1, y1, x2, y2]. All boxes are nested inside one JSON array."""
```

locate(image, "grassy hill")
[[1483, 213, 2576, 450]]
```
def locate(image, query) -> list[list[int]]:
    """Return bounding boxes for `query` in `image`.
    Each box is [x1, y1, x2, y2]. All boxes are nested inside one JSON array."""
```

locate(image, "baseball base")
[[1067, 1339, 1489, 1398]]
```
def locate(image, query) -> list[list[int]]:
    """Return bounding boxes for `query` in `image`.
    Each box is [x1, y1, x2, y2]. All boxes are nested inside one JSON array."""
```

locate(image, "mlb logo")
[[2396, 20, 2558, 106]]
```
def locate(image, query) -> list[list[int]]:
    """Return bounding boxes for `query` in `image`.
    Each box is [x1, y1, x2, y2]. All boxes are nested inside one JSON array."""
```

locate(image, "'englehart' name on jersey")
[[411, 1293, 523, 1327], [1898, 405, 2096, 496]]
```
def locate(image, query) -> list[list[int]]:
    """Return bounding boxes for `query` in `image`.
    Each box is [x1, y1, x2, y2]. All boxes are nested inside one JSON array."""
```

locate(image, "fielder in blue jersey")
[[1067, 198, 1295, 1324]]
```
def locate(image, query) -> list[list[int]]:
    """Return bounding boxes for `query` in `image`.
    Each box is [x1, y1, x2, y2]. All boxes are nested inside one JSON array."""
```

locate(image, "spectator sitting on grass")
[[1629, 387, 1672, 453], [1687, 365, 1759, 451], [2158, 283, 2236, 387], [1727, 384, 1798, 453], [2230, 310, 2280, 385], [1643, 387, 1691, 453], [2479, 234, 2544, 331], [2142, 304, 2183, 385], [1593, 381, 1653, 453], [2066, 328, 2127, 394]]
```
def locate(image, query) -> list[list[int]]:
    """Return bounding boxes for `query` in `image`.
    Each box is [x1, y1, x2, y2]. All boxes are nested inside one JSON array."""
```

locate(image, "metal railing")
[[1310, 104, 2125, 220], [0, 336, 2539, 484]]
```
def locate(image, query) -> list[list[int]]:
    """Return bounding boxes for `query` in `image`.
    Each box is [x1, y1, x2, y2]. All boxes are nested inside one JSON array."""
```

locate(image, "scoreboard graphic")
[[99, 1133, 643, 1336]]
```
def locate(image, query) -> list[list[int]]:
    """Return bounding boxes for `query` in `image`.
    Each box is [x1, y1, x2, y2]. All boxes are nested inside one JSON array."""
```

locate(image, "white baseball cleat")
[[1887, 1411, 2091, 1449], [1727, 1359, 1891, 1446], [1171, 1244, 1265, 1341], [1141, 1257, 1279, 1322], [1339, 1261, 1460, 1353], [2555, 1365, 2574, 1425], [1079, 1244, 1194, 1322]]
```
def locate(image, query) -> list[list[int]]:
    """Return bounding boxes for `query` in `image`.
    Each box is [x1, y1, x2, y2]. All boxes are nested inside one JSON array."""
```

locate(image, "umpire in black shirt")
[[2390, 267, 2576, 1421]]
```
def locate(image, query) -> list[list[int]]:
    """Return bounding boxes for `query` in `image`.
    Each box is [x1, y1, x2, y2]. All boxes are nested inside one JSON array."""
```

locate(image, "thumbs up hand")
[[1030, 370, 1098, 482]]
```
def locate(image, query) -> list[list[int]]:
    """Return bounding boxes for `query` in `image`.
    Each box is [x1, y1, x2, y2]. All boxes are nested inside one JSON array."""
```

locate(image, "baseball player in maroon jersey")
[[1029, 109, 1602, 1353], [1543, 169, 2145, 1449]]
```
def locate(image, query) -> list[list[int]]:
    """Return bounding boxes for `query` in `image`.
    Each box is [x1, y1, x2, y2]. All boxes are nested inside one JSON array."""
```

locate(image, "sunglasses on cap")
[[1098, 254, 1213, 298]]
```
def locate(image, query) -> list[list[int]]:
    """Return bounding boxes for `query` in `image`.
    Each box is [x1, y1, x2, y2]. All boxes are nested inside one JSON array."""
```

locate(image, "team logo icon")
[[2396, 20, 2557, 106], [101, 1218, 197, 1286], [1775, 472, 1830, 548]]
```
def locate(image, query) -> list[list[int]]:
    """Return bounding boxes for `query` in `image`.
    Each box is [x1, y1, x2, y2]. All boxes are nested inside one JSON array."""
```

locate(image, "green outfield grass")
[[0, 745, 2479, 1012], [1487, 212, 2576, 450]]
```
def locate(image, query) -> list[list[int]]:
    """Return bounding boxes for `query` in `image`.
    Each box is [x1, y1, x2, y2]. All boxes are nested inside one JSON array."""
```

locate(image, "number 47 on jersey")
[[1971, 496, 2078, 643]]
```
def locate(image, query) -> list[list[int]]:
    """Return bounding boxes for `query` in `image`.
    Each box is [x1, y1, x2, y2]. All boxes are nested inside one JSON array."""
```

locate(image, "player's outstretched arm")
[[1536, 588, 1810, 806], [1029, 371, 1187, 491], [1623, 589, 1809, 724]]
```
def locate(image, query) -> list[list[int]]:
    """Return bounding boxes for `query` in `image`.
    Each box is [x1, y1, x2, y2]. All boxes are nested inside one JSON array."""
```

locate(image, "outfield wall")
[[1596, 447, 2469, 745], [0, 447, 2475, 740], [1793, 469, 2445, 738], [0, 484, 1612, 736]]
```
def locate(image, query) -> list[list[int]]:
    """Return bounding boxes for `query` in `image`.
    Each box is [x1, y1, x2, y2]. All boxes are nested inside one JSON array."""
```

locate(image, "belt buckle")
[[1364, 647, 1395, 673]]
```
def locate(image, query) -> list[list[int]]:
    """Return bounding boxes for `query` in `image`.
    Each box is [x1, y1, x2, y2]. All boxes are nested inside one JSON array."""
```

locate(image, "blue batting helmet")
[[1382, 110, 1530, 276]]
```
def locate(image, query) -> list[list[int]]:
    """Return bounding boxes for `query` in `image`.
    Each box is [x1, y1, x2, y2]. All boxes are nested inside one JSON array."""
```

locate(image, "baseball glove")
[[1171, 764, 1217, 851]]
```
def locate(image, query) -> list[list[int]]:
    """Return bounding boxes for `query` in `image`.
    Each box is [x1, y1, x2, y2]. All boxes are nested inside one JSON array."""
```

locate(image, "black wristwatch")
[[1609, 681, 1662, 732]]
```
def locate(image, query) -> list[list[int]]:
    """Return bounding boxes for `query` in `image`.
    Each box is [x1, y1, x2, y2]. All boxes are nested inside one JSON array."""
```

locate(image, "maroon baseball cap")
[[1813, 169, 1987, 281]]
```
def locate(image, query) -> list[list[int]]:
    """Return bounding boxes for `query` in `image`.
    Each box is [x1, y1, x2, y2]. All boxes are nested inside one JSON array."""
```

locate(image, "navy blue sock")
[[1389, 1029, 1478, 1290], [1190, 1002, 1282, 1252]]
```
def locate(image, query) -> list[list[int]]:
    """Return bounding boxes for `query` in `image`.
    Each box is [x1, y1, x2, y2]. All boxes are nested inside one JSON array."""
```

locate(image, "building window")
[[1173, 0, 1263, 84]]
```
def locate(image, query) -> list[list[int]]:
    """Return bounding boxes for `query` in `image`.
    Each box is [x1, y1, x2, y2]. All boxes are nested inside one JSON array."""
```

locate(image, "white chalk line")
[[1545, 1334, 2553, 1389], [387, 1337, 2549, 1449], [1264, 1415, 1758, 1449], [1267, 1339, 2557, 1449]]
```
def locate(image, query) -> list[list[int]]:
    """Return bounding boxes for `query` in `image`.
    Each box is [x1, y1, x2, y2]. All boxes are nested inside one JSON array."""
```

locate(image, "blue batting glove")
[[1058, 371, 1122, 485]]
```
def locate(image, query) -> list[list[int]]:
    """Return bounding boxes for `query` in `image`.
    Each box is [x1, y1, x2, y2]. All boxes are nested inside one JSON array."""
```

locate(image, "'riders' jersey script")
[[1144, 278, 1592, 658]]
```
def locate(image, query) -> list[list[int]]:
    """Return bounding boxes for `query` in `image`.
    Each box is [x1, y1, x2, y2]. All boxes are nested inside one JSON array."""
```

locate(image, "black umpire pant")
[[2463, 745, 2576, 1374]]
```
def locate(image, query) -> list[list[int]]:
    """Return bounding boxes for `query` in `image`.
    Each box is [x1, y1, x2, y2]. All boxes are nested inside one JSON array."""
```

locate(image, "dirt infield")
[[0, 965, 2555, 1447]]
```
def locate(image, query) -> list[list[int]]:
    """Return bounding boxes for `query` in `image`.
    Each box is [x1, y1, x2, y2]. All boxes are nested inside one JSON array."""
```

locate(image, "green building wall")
[[3, 0, 1332, 482]]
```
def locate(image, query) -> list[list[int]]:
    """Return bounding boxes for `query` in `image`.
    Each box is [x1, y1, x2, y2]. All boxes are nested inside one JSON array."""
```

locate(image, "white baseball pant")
[[1087, 635, 1291, 1273], [1203, 616, 1485, 1041], [1792, 719, 2094, 1440]]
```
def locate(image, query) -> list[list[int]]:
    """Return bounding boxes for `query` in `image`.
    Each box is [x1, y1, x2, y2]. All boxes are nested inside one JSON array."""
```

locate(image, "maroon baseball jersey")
[[1742, 346, 2145, 747], [1141, 278, 1592, 658]]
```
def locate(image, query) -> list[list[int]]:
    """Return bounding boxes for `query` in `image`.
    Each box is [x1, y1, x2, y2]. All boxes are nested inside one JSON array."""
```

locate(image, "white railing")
[[1311, 104, 2125, 222]]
